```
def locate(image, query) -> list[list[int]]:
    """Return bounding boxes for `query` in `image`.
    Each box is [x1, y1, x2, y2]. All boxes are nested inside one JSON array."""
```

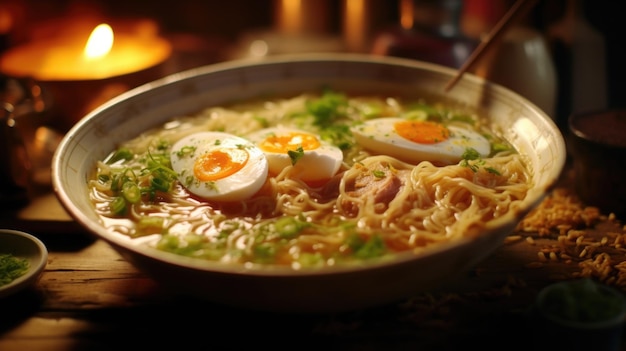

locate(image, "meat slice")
[[341, 159, 409, 215]]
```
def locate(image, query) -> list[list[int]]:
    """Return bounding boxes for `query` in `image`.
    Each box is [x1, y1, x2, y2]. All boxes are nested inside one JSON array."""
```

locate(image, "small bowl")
[[568, 109, 626, 217], [533, 278, 626, 351], [0, 229, 48, 298]]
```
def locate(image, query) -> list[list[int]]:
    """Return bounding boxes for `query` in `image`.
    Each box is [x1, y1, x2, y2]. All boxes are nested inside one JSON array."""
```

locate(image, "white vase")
[[471, 26, 558, 121]]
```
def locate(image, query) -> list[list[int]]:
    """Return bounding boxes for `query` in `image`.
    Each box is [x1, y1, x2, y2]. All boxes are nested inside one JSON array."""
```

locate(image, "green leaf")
[[288, 146, 305, 165]]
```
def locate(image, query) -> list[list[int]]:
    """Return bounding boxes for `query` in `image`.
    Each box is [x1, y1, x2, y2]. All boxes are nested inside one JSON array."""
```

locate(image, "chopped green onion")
[[98, 174, 110, 183], [492, 142, 512, 153], [137, 216, 165, 229], [485, 167, 501, 175], [151, 177, 171, 192], [461, 148, 481, 161], [254, 116, 269, 127], [155, 139, 170, 151], [175, 145, 196, 158], [305, 90, 348, 128], [298, 252, 324, 267], [122, 181, 141, 203], [372, 170, 385, 178], [274, 216, 308, 239], [346, 233, 387, 259], [253, 243, 277, 262], [107, 148, 134, 164], [319, 124, 353, 150], [110, 196, 127, 215]]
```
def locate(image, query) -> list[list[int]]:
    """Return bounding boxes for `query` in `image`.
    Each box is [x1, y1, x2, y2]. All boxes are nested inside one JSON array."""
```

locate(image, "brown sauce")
[[569, 109, 626, 148]]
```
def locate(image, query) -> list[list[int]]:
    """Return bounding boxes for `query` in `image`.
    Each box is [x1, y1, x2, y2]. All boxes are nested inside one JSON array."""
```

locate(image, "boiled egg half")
[[170, 131, 268, 201], [245, 127, 343, 183], [351, 118, 491, 164]]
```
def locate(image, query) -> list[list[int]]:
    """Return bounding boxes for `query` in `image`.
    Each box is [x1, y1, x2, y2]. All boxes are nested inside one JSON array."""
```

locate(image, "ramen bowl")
[[52, 54, 566, 313]]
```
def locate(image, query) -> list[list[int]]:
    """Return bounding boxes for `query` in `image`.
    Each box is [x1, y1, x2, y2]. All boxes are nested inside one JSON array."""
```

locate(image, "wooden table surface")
[[1, 167, 625, 351]]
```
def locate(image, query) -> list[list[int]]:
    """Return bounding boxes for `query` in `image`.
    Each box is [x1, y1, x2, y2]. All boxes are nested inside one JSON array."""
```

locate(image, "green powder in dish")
[[0, 253, 29, 286], [540, 278, 626, 323]]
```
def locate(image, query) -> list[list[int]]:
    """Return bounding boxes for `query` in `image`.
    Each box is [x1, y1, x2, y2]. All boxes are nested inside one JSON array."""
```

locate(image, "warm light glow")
[[84, 24, 114, 60], [0, 6, 13, 33], [0, 19, 172, 81], [400, 0, 414, 29], [275, 0, 329, 35], [343, 0, 366, 52], [249, 40, 269, 57], [277, 0, 301, 34]]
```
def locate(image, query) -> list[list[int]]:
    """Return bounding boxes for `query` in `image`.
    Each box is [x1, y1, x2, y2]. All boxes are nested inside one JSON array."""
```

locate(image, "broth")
[[88, 90, 531, 269]]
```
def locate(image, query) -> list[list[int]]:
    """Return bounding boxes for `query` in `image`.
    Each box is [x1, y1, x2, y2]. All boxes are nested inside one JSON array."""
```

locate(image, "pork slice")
[[342, 161, 409, 215]]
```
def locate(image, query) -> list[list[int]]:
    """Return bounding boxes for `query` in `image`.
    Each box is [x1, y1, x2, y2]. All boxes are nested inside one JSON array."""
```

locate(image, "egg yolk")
[[394, 120, 450, 144], [258, 131, 321, 153], [193, 148, 249, 181]]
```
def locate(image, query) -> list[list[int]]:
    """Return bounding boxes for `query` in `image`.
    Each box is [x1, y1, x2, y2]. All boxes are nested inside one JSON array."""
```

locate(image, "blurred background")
[[0, 0, 623, 209], [0, 0, 623, 131]]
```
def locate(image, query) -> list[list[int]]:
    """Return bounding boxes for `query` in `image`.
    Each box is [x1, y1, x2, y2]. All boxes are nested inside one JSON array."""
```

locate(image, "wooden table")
[[1, 169, 625, 351]]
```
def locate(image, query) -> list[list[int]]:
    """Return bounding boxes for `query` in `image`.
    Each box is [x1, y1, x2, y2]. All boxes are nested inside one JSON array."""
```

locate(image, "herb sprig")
[[460, 148, 501, 175]]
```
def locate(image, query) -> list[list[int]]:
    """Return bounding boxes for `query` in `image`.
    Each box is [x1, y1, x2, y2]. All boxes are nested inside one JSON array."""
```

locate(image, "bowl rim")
[[0, 229, 48, 298], [51, 53, 566, 278]]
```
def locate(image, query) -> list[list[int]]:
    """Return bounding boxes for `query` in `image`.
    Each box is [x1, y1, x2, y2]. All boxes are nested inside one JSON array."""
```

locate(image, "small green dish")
[[0, 229, 48, 298], [533, 278, 626, 351]]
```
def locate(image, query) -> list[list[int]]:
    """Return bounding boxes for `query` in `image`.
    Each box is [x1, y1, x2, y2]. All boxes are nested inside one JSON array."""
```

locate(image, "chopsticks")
[[444, 0, 540, 92]]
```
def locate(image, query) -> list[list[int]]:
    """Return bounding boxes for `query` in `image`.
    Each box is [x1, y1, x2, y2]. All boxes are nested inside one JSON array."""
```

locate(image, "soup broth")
[[89, 90, 531, 269]]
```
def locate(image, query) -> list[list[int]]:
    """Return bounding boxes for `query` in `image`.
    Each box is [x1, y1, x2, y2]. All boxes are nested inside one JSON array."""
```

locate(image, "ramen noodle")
[[89, 90, 531, 269]]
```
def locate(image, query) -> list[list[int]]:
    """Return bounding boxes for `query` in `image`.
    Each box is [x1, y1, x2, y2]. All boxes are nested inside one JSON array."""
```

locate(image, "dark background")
[[1, 0, 624, 128]]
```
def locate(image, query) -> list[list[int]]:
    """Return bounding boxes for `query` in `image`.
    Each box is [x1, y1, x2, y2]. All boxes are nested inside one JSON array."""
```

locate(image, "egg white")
[[351, 117, 491, 164], [170, 131, 268, 201], [245, 127, 343, 183]]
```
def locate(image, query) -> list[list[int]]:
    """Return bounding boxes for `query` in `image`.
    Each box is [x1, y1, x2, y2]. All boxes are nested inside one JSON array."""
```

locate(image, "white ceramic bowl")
[[52, 54, 566, 313], [0, 229, 48, 298]]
